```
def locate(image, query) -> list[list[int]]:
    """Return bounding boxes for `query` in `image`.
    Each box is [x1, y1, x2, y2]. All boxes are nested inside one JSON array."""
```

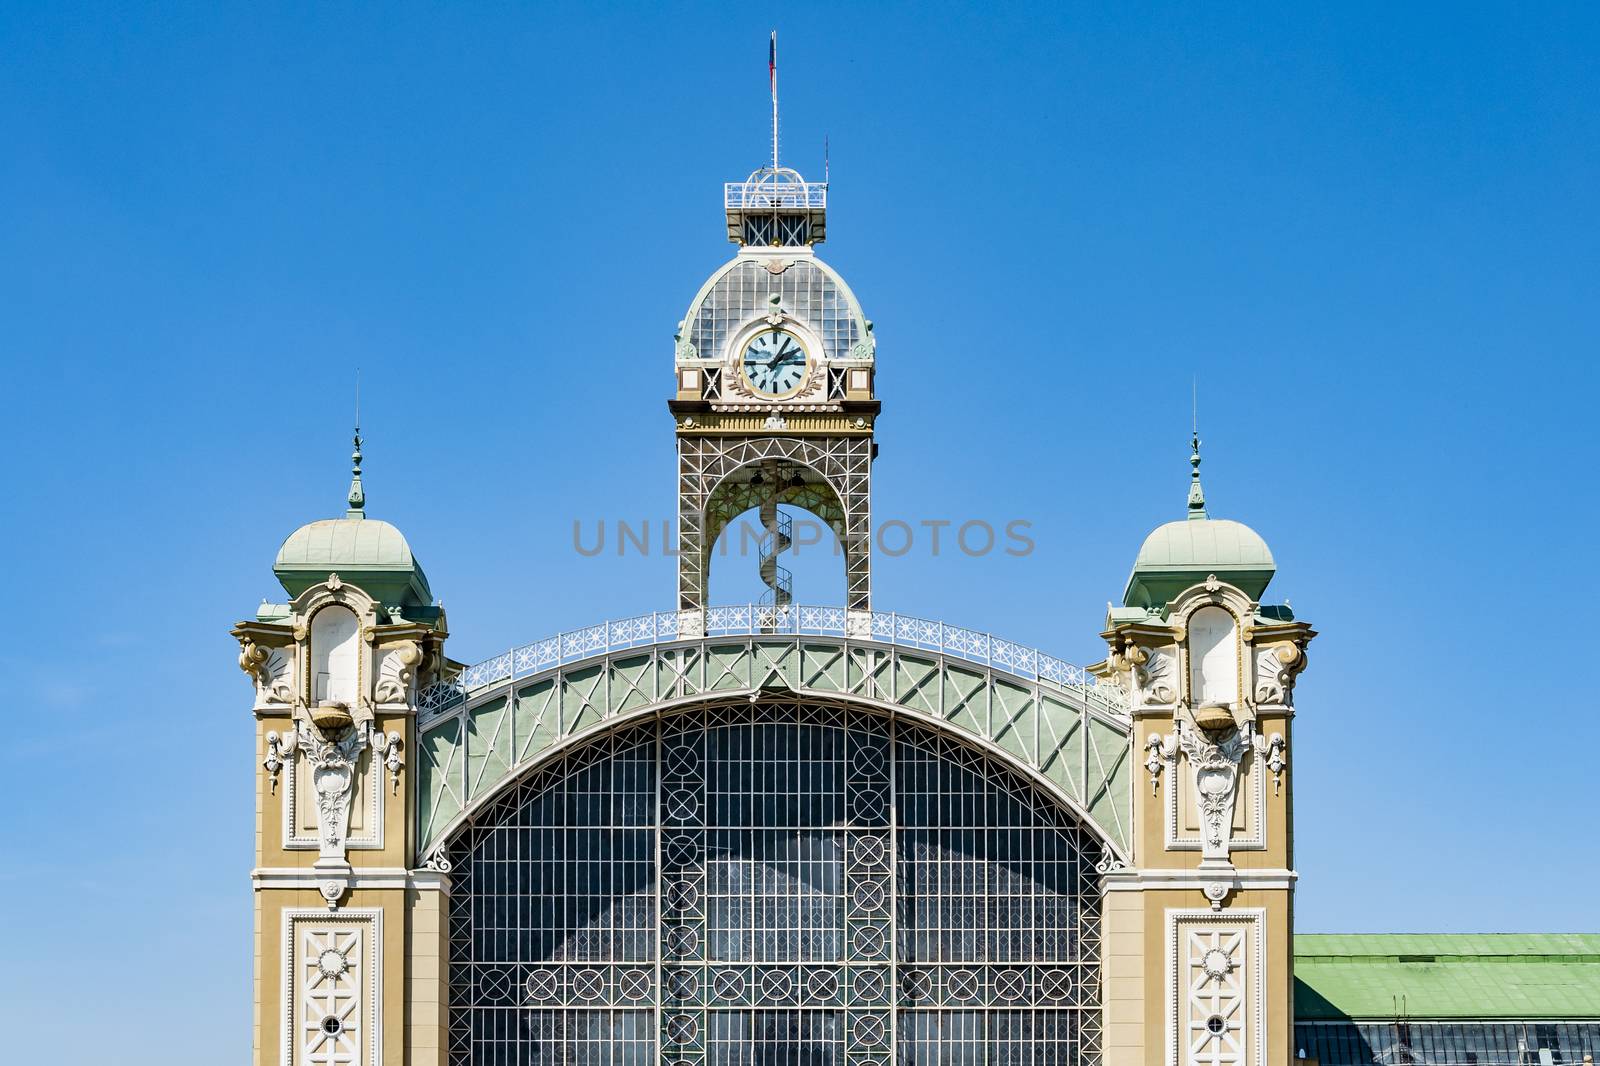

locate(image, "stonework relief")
[[1251, 640, 1303, 707], [373, 640, 421, 707], [287, 725, 382, 851], [1168, 724, 1261, 854], [1127, 643, 1178, 709], [285, 911, 381, 1066], [240, 640, 294, 709], [1178, 726, 1255, 862], [1168, 911, 1264, 1066]]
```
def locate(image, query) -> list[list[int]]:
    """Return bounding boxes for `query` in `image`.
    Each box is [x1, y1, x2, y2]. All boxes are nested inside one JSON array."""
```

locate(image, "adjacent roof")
[[1294, 934, 1600, 1021]]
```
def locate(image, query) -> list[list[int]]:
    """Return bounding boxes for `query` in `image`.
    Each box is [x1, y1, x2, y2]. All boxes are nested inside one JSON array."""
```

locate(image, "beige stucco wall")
[[253, 705, 446, 1066]]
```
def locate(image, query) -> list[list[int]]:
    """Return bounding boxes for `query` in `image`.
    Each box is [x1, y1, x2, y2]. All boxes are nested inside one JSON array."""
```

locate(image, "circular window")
[[1207, 1015, 1226, 1035], [321, 1016, 344, 1037]]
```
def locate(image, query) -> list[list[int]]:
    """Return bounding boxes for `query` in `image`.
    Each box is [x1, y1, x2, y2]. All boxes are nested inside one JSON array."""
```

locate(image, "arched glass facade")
[[685, 259, 865, 364], [444, 701, 1105, 1065]]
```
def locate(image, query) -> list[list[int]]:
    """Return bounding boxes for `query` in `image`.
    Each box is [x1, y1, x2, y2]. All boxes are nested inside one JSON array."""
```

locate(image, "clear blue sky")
[[3, 3, 1596, 1060]]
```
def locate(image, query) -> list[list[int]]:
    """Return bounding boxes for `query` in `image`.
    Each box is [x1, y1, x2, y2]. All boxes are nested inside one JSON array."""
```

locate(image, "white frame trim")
[[1165, 907, 1265, 1066], [281, 907, 383, 1066]]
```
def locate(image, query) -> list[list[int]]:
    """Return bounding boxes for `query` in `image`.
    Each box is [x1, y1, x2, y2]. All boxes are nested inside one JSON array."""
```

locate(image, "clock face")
[[741, 330, 809, 396]]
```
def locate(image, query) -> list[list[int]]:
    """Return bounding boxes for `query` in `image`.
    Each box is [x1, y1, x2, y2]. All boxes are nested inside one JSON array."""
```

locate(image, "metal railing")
[[724, 180, 827, 211], [417, 605, 1124, 717]]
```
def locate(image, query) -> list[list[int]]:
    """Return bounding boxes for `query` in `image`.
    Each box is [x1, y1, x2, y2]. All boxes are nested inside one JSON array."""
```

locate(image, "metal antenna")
[[769, 31, 779, 172], [824, 133, 830, 183]]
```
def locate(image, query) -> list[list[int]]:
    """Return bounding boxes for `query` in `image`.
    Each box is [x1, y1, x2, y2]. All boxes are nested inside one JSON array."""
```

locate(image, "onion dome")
[[272, 431, 433, 608], [1122, 435, 1276, 609]]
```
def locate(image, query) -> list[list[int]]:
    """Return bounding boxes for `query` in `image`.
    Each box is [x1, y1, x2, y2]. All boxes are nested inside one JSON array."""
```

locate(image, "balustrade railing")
[[416, 605, 1124, 717]]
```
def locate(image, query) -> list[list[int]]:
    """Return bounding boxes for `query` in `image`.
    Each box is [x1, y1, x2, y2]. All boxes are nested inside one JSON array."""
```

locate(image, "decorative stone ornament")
[[1145, 732, 1177, 794], [1252, 638, 1309, 708], [1254, 731, 1287, 794], [373, 640, 422, 706], [263, 729, 295, 794], [298, 723, 371, 857], [382, 731, 403, 794], [1178, 721, 1255, 863], [1203, 880, 1233, 912], [239, 639, 294, 708]]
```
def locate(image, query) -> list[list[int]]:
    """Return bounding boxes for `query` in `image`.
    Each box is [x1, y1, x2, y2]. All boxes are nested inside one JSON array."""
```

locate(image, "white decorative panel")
[[282, 908, 382, 1066], [1166, 909, 1264, 1066]]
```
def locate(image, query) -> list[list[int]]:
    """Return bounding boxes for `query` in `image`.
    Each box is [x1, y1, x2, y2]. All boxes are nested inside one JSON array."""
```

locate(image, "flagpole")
[[770, 30, 779, 173]]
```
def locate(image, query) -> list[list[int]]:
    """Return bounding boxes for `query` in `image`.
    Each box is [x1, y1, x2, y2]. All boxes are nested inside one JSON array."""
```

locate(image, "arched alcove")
[[310, 604, 360, 706], [1188, 605, 1238, 707]]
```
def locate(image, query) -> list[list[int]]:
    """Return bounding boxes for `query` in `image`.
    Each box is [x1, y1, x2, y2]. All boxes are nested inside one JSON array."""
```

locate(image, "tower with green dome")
[[1093, 433, 1315, 1064], [235, 430, 454, 1066]]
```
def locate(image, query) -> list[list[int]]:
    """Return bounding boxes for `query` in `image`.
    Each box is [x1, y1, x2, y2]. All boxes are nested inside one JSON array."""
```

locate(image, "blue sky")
[[3, 2, 1597, 1060]]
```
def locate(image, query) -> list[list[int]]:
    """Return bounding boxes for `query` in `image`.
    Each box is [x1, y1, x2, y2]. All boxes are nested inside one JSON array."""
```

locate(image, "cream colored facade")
[[238, 570, 454, 1066], [238, 531, 1314, 1066]]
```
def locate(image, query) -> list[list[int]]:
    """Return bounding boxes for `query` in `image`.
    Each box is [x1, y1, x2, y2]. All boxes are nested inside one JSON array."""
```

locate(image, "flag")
[[769, 31, 777, 93]]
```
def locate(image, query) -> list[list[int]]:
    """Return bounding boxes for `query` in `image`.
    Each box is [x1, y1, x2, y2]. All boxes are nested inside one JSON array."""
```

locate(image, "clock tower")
[[670, 163, 878, 632]]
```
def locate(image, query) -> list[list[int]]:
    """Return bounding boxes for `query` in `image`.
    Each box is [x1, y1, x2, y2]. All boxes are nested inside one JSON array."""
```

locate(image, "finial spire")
[[1188, 379, 1207, 519], [346, 370, 365, 518]]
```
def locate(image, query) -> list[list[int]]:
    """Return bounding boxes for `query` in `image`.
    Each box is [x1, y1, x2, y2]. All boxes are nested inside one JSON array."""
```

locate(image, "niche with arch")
[[1187, 605, 1239, 708], [310, 605, 361, 707]]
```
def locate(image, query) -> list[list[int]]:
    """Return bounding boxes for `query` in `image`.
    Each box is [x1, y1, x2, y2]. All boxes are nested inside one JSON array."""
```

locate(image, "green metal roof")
[[1294, 934, 1600, 1021], [1122, 518, 1276, 607], [276, 517, 415, 569], [272, 516, 432, 605]]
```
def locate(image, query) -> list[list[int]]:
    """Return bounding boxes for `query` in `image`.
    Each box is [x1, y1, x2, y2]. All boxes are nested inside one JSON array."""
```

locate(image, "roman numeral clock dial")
[[741, 329, 809, 396]]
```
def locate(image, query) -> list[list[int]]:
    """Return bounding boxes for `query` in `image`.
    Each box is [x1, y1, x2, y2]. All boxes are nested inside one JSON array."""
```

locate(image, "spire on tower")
[[1187, 381, 1207, 519], [347, 372, 365, 518], [1187, 431, 1207, 519]]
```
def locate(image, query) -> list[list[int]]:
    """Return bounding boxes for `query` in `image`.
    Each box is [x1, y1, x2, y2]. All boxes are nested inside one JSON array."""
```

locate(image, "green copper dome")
[[273, 516, 433, 605], [1123, 518, 1275, 607], [1121, 436, 1276, 609]]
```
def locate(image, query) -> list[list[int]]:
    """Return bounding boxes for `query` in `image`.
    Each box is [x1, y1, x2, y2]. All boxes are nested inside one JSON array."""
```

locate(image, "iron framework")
[[677, 437, 873, 613], [444, 701, 1105, 1065]]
